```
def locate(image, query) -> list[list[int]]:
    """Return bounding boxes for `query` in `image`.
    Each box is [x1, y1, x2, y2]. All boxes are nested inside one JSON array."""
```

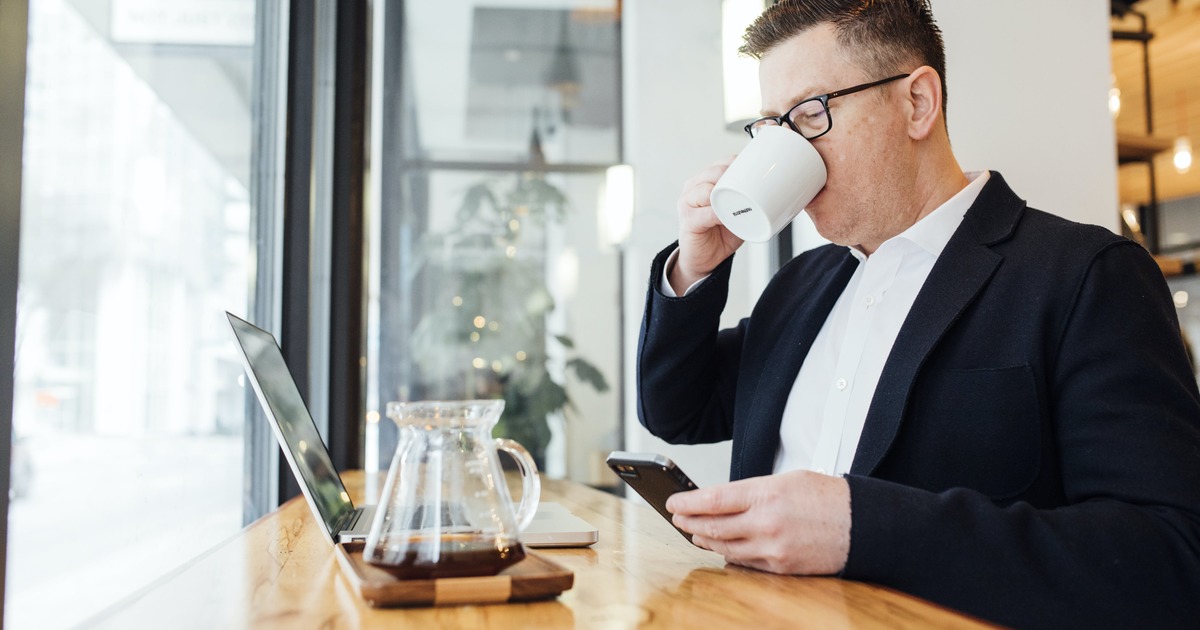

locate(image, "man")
[[635, 1, 1200, 627]]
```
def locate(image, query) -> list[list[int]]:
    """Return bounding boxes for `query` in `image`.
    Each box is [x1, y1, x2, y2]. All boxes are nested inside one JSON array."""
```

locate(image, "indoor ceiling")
[[467, 7, 618, 143], [1112, 0, 1200, 204]]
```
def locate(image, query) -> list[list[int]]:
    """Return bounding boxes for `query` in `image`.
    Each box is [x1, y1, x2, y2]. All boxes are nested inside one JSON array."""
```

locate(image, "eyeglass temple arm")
[[826, 73, 910, 100]]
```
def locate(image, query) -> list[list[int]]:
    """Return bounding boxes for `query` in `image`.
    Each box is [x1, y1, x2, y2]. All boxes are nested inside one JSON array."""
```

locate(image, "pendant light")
[[1174, 91, 1192, 174]]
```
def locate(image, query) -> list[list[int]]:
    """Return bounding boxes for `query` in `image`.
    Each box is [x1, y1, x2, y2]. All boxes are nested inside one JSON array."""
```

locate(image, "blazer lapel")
[[736, 251, 859, 479], [849, 172, 1025, 476]]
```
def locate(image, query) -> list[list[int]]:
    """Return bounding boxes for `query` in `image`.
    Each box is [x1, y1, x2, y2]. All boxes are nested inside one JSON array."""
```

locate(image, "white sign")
[[111, 0, 255, 46]]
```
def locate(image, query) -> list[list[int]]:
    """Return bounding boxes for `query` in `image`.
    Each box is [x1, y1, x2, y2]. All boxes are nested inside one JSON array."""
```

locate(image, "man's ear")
[[904, 66, 942, 140]]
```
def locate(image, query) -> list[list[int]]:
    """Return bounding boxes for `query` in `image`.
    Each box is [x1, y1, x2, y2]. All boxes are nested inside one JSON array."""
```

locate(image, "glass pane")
[[370, 166, 621, 481], [402, 1, 620, 165], [1159, 195, 1200, 250], [8, 0, 264, 626], [367, 0, 623, 486], [1169, 275, 1200, 376]]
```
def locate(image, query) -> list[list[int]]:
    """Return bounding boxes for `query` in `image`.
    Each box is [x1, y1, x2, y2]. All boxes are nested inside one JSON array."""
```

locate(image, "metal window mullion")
[[245, 0, 292, 524], [308, 0, 337, 450], [327, 0, 369, 472], [277, 0, 317, 506], [375, 0, 415, 470]]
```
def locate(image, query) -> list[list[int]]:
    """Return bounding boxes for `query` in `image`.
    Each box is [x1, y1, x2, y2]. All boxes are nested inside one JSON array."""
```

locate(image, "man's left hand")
[[666, 470, 851, 575]]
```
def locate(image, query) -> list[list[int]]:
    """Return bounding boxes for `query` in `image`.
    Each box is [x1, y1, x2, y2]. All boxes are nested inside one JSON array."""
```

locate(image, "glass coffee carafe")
[[364, 400, 540, 580]]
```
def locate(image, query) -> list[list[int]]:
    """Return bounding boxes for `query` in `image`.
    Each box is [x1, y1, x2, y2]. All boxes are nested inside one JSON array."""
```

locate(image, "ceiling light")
[[1108, 75, 1121, 119], [601, 164, 634, 246], [1174, 136, 1192, 174], [556, 247, 579, 298]]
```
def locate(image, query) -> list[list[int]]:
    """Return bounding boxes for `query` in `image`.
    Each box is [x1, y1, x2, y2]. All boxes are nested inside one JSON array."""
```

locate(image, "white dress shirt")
[[662, 171, 990, 476]]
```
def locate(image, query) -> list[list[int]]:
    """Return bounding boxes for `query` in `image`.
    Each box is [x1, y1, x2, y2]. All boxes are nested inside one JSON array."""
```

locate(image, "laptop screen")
[[227, 313, 353, 534]]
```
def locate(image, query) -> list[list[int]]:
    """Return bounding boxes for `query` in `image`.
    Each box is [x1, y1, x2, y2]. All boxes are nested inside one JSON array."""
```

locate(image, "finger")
[[679, 160, 732, 191], [680, 158, 736, 194], [680, 181, 717, 210], [666, 484, 753, 516], [672, 512, 758, 542], [690, 533, 755, 561], [679, 207, 725, 237], [690, 534, 773, 572]]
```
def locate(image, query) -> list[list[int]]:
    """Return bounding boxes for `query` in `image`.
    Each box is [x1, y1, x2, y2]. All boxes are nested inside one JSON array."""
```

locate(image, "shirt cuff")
[[660, 249, 711, 297]]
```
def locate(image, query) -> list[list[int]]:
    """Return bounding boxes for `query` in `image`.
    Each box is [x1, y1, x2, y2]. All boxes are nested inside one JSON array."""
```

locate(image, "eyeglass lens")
[[748, 99, 829, 139], [788, 100, 828, 138]]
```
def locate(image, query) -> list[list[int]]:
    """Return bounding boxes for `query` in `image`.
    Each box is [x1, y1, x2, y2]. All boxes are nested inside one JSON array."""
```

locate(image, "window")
[[365, 1, 624, 484], [7, 1, 274, 626]]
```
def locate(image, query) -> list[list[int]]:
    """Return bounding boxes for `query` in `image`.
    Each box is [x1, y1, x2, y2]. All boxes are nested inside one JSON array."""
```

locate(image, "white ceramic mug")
[[709, 125, 828, 242]]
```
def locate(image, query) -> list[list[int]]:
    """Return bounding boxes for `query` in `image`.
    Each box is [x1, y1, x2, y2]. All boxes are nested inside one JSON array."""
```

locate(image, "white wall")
[[621, 0, 1118, 488], [932, 0, 1118, 230]]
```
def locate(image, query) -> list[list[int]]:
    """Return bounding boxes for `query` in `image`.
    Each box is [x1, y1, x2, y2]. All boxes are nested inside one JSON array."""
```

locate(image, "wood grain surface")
[[87, 471, 994, 629]]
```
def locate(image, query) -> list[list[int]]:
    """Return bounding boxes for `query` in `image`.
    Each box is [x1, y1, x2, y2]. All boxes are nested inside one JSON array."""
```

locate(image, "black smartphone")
[[606, 451, 699, 542]]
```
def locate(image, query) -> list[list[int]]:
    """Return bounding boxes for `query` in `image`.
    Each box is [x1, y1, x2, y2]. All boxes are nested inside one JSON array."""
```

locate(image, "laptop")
[[226, 312, 599, 548]]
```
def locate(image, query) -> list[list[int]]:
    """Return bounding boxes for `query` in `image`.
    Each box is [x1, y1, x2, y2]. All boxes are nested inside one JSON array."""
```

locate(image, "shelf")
[[1117, 132, 1174, 164]]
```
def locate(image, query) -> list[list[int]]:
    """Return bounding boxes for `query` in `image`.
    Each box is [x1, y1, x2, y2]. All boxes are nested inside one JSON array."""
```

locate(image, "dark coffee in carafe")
[[366, 533, 526, 580]]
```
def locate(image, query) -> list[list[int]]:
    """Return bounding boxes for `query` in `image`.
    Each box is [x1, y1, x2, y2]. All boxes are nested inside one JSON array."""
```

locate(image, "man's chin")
[[806, 215, 853, 248]]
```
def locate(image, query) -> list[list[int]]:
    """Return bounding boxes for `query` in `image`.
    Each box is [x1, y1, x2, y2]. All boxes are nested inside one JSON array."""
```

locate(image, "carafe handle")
[[495, 438, 541, 531]]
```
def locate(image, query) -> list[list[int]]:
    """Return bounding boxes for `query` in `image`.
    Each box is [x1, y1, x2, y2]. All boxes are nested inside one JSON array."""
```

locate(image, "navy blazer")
[[636, 173, 1200, 628]]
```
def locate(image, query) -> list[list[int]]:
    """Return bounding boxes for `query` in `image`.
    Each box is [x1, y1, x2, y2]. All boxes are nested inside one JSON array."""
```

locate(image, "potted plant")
[[410, 172, 608, 468]]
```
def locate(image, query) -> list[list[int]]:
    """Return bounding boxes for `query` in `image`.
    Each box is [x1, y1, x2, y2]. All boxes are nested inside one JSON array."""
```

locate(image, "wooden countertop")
[[89, 471, 991, 628]]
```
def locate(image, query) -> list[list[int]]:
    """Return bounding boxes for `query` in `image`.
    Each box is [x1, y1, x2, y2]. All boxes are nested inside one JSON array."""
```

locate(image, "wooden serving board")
[[334, 542, 574, 608]]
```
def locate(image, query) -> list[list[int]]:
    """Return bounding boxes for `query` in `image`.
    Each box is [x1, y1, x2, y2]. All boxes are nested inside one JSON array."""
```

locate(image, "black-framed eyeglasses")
[[743, 73, 911, 140]]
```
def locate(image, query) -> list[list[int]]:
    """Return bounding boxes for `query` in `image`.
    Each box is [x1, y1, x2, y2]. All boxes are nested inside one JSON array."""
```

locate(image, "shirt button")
[[815, 468, 827, 475], [865, 295, 875, 307], [836, 378, 847, 390]]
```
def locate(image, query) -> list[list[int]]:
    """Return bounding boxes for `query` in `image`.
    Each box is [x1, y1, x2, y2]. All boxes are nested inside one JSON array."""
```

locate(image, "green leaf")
[[535, 378, 568, 416], [456, 182, 490, 222], [567, 357, 610, 392]]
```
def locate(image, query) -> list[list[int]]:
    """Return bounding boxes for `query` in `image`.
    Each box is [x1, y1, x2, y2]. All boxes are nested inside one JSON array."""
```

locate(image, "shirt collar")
[[849, 170, 990, 261]]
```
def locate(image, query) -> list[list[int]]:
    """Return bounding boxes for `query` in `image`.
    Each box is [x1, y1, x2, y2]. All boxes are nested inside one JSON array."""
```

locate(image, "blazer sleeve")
[[636, 242, 744, 444], [841, 241, 1200, 628]]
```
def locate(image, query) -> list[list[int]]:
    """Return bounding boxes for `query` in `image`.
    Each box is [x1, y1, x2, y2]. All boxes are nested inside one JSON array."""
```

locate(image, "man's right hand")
[[671, 156, 745, 294]]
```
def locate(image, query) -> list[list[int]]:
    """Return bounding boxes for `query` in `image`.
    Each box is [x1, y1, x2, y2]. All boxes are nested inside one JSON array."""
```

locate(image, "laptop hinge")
[[332, 508, 360, 534]]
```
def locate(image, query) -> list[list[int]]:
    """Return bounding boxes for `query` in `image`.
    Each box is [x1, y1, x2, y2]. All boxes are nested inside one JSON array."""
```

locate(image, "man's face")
[[758, 24, 914, 252]]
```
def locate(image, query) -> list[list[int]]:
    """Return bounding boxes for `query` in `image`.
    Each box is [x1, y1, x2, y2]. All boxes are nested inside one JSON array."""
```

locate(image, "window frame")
[[0, 0, 31, 619], [246, 0, 368, 521]]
